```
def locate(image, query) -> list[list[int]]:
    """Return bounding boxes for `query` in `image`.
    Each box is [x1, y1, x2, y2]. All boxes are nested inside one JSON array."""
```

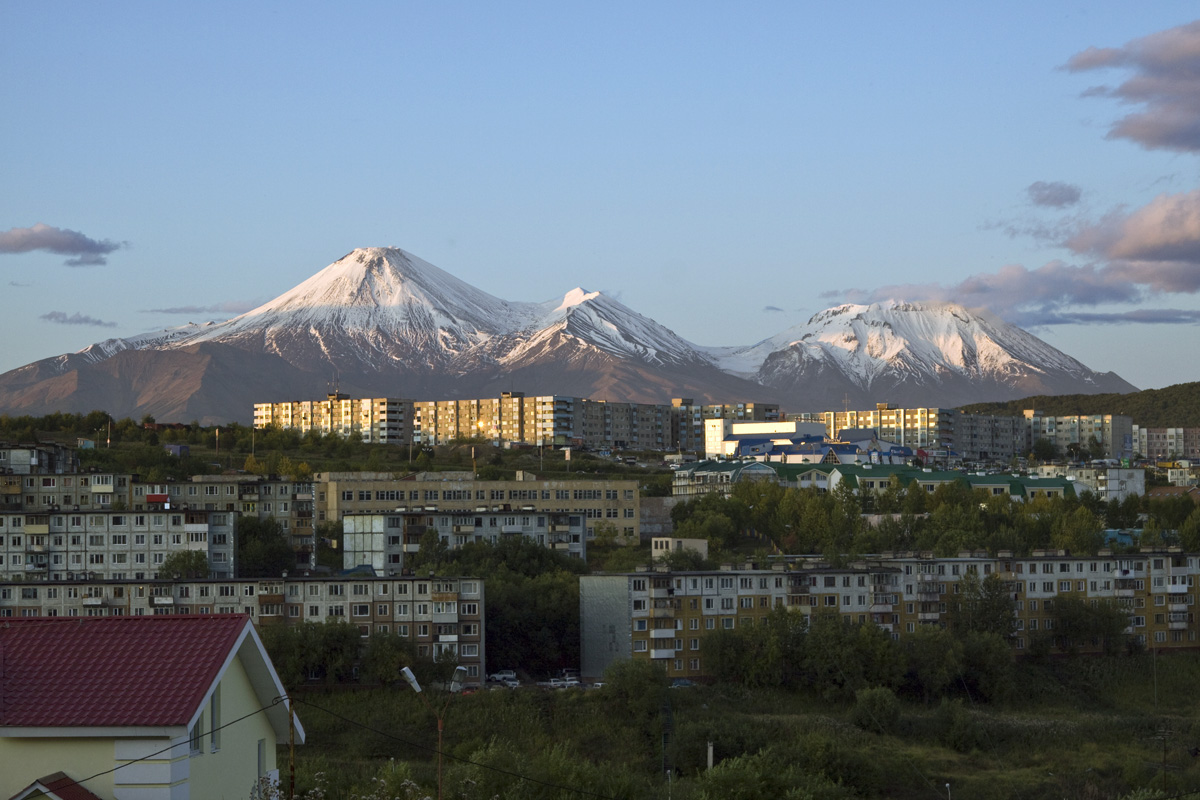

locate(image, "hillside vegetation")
[[959, 381, 1200, 427]]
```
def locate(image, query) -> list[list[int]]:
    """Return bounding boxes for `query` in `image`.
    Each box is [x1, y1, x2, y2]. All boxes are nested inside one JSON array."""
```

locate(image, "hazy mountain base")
[[285, 653, 1200, 800]]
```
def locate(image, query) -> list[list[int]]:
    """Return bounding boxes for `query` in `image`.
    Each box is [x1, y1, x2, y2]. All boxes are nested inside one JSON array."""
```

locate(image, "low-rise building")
[[0, 613, 301, 800], [581, 548, 1200, 680], [318, 471, 640, 543], [0, 573, 486, 683], [343, 506, 589, 571], [0, 509, 237, 581]]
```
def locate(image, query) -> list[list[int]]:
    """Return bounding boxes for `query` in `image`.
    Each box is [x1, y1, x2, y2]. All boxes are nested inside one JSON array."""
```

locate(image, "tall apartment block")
[[1023, 410, 1133, 459], [253, 394, 411, 444], [255, 392, 779, 453], [1132, 425, 1200, 461]]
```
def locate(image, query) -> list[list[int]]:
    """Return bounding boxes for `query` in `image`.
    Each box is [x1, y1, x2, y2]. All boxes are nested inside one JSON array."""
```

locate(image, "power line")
[[36, 697, 288, 794]]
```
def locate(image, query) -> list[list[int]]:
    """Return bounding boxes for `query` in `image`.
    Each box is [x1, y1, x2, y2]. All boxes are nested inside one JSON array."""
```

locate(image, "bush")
[[852, 686, 901, 734]]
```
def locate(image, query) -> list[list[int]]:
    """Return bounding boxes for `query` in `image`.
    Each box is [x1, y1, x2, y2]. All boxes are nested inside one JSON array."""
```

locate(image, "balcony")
[[82, 597, 105, 606], [917, 612, 941, 621], [649, 648, 675, 660], [453, 525, 475, 534], [649, 587, 674, 599], [1169, 602, 1188, 613], [151, 596, 175, 606], [1168, 584, 1189, 594], [649, 628, 676, 639]]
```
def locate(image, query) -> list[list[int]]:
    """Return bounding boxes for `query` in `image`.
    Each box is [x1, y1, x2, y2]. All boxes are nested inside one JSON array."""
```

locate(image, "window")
[[210, 687, 221, 752], [190, 709, 205, 755], [633, 640, 647, 652]]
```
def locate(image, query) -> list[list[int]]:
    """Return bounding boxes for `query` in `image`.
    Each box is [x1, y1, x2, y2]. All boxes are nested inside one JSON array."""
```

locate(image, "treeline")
[[959, 380, 1200, 427], [704, 573, 1131, 705], [670, 477, 1200, 560]]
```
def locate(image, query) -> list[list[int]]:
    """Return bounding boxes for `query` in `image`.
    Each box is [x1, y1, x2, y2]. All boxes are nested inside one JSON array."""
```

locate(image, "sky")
[[4, 2, 1200, 391]]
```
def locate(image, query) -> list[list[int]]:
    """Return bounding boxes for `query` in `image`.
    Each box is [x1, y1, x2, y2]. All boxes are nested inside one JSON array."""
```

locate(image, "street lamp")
[[401, 665, 467, 800]]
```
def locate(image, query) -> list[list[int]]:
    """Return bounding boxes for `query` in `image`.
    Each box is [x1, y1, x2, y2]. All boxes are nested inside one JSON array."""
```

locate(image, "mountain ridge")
[[0, 247, 1137, 424]]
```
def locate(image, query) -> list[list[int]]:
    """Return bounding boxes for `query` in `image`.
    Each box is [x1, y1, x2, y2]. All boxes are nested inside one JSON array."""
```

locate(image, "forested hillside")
[[958, 381, 1200, 427]]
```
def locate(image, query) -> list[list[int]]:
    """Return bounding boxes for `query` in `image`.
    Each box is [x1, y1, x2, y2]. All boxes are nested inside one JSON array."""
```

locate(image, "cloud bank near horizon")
[[829, 21, 1200, 329]]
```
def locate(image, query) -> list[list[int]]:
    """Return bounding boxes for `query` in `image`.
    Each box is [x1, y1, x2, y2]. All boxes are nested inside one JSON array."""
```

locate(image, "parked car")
[[488, 670, 517, 683], [670, 678, 697, 689]]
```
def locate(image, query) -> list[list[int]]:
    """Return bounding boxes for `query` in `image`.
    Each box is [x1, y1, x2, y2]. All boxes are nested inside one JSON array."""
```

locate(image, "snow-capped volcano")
[[0, 248, 1135, 424], [715, 300, 1135, 409]]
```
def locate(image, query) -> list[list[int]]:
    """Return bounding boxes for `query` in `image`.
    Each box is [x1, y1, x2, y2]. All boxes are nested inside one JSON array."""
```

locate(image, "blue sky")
[[4, 2, 1200, 393]]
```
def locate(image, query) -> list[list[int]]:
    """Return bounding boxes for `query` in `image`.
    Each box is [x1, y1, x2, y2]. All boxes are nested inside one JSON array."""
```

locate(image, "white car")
[[488, 670, 517, 683]]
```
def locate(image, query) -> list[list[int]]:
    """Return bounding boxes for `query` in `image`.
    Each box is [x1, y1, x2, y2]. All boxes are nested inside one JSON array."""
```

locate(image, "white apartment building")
[[343, 506, 589, 573], [0, 509, 237, 581]]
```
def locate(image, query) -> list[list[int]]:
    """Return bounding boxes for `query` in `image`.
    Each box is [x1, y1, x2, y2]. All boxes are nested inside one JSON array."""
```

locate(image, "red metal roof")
[[10, 772, 106, 800], [0, 614, 250, 728]]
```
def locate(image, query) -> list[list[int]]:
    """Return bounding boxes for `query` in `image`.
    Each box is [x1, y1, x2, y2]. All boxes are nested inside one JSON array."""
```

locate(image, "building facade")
[[317, 471, 640, 543], [343, 506, 590, 572], [0, 573, 486, 682], [254, 394, 411, 444], [582, 548, 1200, 680], [0, 508, 238, 581], [1024, 410, 1134, 459]]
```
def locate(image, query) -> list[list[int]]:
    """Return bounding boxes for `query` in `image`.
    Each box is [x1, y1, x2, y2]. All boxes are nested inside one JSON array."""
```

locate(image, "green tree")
[[1179, 507, 1200, 551], [408, 529, 449, 572], [1051, 595, 1130, 655], [903, 626, 963, 703], [1032, 437, 1059, 462], [237, 516, 295, 577], [946, 572, 1015, 639], [159, 550, 210, 579], [1051, 506, 1104, 554]]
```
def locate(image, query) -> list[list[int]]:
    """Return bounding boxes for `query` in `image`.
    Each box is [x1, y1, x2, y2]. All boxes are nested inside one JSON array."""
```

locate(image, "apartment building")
[[582, 548, 1200, 680], [0, 508, 237, 581], [343, 506, 589, 572], [793, 405, 956, 452], [0, 442, 79, 475], [1033, 465, 1146, 502], [256, 391, 780, 453], [317, 471, 640, 543], [1024, 410, 1133, 460], [0, 574, 486, 683], [1133, 426, 1200, 461], [1, 471, 133, 512], [953, 413, 1025, 463], [254, 394, 412, 444]]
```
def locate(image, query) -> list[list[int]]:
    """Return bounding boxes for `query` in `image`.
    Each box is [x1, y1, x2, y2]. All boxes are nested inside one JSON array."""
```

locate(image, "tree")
[[946, 571, 1016, 639], [1032, 437, 1059, 463], [408, 529, 449, 572], [1051, 595, 1130, 655], [159, 550, 210, 579], [1051, 506, 1104, 554], [237, 516, 295, 578], [903, 626, 963, 704]]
